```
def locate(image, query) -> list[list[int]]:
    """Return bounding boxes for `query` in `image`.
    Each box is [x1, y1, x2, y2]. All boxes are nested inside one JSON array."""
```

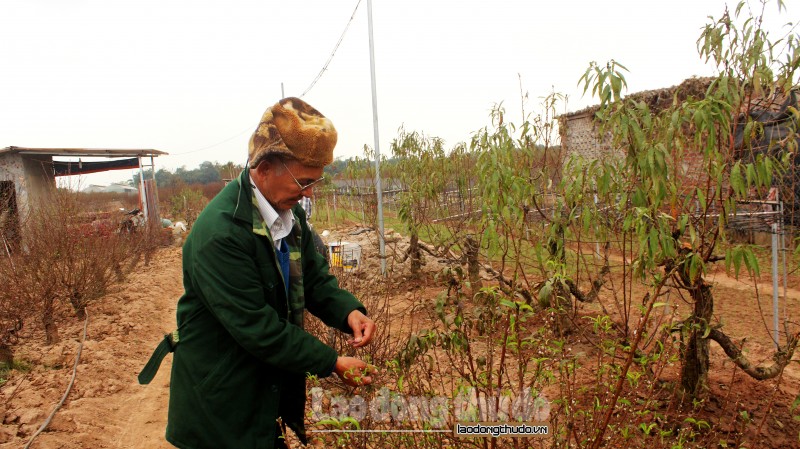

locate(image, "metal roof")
[[0, 146, 168, 157]]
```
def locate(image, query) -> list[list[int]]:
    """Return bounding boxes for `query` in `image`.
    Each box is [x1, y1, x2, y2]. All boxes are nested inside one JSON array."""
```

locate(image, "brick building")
[[557, 77, 799, 226]]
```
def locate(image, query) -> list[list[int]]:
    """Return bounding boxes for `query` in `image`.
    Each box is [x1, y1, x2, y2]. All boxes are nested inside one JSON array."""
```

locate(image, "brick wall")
[[559, 112, 709, 191], [558, 112, 622, 162]]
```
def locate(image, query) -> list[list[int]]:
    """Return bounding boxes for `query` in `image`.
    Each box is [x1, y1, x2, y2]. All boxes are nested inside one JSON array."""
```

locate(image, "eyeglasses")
[[281, 161, 325, 191]]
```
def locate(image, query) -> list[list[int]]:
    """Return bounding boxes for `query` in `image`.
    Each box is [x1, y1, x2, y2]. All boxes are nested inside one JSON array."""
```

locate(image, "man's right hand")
[[334, 357, 377, 387]]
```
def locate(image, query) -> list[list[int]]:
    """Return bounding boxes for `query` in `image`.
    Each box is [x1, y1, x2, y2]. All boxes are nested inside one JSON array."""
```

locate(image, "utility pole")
[[367, 0, 386, 275]]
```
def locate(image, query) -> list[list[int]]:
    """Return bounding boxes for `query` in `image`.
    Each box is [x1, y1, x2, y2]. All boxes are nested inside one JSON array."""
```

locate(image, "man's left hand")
[[346, 310, 375, 348]]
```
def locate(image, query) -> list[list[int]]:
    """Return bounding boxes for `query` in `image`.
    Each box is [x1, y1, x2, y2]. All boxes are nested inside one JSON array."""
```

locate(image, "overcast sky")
[[1, 0, 795, 186]]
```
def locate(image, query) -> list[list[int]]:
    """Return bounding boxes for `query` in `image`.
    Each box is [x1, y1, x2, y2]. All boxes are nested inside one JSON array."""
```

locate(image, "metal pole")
[[367, 0, 386, 275], [594, 193, 600, 258], [138, 156, 148, 221], [771, 205, 780, 349], [281, 82, 285, 98], [779, 193, 788, 334], [150, 155, 160, 225]]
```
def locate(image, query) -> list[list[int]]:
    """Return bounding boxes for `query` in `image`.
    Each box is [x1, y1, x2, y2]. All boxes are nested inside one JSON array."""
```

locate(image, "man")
[[299, 195, 330, 262], [139, 97, 376, 449]]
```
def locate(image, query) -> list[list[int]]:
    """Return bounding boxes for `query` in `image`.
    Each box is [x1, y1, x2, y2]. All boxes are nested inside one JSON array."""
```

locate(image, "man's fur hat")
[[248, 97, 337, 168]]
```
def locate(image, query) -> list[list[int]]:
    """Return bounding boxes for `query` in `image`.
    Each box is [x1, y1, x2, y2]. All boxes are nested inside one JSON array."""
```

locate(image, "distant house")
[[557, 77, 714, 188], [83, 184, 107, 193], [105, 184, 138, 194], [82, 183, 138, 195], [557, 78, 799, 225]]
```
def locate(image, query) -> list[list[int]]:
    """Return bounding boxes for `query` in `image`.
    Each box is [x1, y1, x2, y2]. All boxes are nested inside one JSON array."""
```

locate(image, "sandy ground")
[[0, 227, 798, 448], [0, 246, 182, 449]]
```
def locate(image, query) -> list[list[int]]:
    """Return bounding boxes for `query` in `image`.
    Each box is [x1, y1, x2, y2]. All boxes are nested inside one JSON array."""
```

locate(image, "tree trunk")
[[0, 342, 12, 366], [680, 279, 713, 398], [552, 286, 573, 337], [547, 220, 572, 336], [70, 292, 86, 320], [465, 234, 482, 296], [43, 299, 60, 346], [409, 232, 422, 277]]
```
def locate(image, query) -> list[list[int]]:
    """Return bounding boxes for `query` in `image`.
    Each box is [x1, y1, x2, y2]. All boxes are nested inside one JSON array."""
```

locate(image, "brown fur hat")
[[248, 97, 337, 168]]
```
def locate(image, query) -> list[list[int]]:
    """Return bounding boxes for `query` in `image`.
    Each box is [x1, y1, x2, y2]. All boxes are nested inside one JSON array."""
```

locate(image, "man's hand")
[[346, 310, 375, 348], [334, 357, 377, 387]]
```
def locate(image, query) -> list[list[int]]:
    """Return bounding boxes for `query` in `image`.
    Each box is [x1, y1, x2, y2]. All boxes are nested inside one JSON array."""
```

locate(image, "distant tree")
[[196, 161, 221, 184], [124, 161, 233, 187], [175, 166, 191, 184], [215, 161, 242, 180], [130, 169, 154, 187], [155, 168, 176, 188], [325, 158, 349, 176]]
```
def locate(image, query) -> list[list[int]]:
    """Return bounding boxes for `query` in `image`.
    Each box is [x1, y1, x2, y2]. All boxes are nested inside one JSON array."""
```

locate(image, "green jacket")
[[166, 171, 364, 449]]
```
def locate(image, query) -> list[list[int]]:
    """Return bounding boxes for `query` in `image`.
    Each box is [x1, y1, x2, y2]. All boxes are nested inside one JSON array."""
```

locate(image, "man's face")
[[253, 158, 324, 211]]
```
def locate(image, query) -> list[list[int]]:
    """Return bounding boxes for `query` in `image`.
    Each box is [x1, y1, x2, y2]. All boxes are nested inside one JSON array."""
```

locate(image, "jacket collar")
[[233, 169, 255, 224], [235, 170, 300, 240]]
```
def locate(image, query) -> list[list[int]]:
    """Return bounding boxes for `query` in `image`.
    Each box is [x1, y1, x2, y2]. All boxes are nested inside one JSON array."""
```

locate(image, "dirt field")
[[0, 246, 182, 449], [0, 227, 798, 448]]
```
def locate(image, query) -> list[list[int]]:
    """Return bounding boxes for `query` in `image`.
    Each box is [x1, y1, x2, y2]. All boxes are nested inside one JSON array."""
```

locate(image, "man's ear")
[[252, 159, 271, 177]]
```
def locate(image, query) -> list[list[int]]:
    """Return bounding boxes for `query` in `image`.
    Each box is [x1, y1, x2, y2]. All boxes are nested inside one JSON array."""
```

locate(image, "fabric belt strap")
[[138, 330, 179, 385]]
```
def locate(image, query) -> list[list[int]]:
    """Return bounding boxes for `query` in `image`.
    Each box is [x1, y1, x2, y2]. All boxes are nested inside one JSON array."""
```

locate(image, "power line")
[[299, 0, 362, 98], [170, 125, 252, 156], [171, 1, 362, 157]]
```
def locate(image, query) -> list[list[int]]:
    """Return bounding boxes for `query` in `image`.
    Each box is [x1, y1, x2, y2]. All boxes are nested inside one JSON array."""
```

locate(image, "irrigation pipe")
[[23, 310, 89, 449]]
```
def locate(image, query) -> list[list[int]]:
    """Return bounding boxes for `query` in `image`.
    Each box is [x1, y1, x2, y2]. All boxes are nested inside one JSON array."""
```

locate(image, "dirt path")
[[706, 266, 800, 300], [0, 246, 182, 449]]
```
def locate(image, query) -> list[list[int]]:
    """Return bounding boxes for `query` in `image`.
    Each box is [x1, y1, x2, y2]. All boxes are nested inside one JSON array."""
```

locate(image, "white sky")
[[1, 0, 796, 186]]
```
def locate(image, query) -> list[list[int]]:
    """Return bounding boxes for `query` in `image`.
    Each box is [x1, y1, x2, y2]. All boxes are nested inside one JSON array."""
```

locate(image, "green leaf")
[[730, 161, 745, 197], [702, 322, 711, 339], [689, 253, 701, 282], [790, 393, 800, 412], [743, 249, 761, 277], [341, 416, 361, 430], [539, 279, 556, 306], [696, 187, 706, 211]]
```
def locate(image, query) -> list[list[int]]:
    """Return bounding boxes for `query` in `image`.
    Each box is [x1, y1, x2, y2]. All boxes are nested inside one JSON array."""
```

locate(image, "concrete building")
[[0, 147, 167, 243]]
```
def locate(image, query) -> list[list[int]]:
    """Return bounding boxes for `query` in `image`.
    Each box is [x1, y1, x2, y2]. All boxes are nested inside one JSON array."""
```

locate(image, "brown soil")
[[0, 247, 182, 449], [0, 227, 798, 448]]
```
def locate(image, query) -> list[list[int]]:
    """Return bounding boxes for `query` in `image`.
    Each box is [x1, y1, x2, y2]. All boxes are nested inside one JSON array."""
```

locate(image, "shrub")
[[0, 186, 157, 357]]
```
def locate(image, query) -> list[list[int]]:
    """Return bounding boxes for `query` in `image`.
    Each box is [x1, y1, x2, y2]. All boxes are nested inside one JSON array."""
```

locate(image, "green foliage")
[[134, 161, 237, 188], [317, 4, 799, 446], [578, 60, 629, 108], [0, 358, 31, 387], [169, 187, 208, 227], [390, 128, 447, 234]]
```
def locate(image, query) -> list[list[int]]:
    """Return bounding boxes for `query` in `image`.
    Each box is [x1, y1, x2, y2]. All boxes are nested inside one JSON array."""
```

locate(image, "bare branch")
[[482, 263, 535, 304], [564, 263, 611, 303], [708, 328, 799, 380]]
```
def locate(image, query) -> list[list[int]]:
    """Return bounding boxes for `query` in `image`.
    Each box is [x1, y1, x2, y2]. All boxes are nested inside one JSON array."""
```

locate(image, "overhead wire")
[[170, 125, 253, 156], [168, 1, 361, 158], [299, 0, 362, 98]]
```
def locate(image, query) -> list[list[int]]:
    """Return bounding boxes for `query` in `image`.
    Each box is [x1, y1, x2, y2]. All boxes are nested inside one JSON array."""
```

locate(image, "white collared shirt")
[[250, 175, 295, 249]]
